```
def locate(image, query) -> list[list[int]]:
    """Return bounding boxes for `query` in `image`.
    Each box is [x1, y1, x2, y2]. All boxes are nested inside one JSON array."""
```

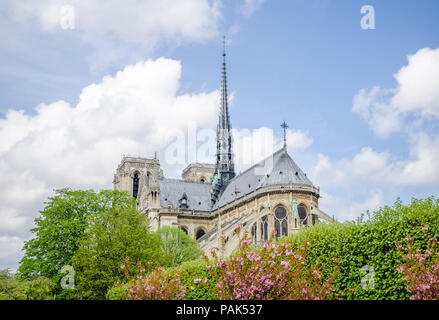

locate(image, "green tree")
[[17, 188, 136, 296], [0, 269, 55, 300], [72, 207, 164, 299], [156, 226, 202, 267]]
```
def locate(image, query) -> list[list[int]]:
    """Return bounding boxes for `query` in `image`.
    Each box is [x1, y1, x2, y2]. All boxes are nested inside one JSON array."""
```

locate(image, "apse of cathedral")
[[113, 45, 332, 256]]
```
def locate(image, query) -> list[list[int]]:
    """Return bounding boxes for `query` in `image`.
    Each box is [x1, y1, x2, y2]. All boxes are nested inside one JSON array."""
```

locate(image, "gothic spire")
[[220, 36, 230, 131], [211, 36, 235, 205]]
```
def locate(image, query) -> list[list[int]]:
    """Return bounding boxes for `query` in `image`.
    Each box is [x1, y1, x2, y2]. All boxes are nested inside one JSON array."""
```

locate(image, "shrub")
[[106, 284, 130, 300], [284, 196, 439, 299], [156, 226, 202, 267], [199, 226, 339, 300], [122, 226, 339, 300], [175, 259, 218, 300], [396, 226, 439, 300], [0, 270, 55, 300], [118, 258, 185, 300]]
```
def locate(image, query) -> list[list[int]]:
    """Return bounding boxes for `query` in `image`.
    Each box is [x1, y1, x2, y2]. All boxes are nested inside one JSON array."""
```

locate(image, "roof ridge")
[[161, 178, 209, 185]]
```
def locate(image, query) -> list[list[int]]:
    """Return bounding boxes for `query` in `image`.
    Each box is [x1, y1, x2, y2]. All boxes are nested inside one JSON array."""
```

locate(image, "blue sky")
[[1, 0, 439, 270]]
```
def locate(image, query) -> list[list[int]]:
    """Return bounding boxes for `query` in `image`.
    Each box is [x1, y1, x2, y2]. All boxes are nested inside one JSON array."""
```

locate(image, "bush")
[[283, 196, 439, 300], [106, 284, 130, 300], [396, 226, 439, 299], [120, 226, 339, 300], [156, 226, 202, 267], [0, 270, 55, 300], [176, 259, 219, 300], [199, 226, 339, 300], [118, 258, 186, 300]]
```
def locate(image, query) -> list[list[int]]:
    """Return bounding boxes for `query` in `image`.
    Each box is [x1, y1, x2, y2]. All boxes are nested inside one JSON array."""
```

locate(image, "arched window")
[[200, 177, 206, 183], [196, 228, 205, 240], [251, 223, 257, 244], [180, 226, 188, 235], [298, 205, 308, 225], [274, 206, 288, 239], [133, 173, 139, 199], [260, 215, 268, 242]]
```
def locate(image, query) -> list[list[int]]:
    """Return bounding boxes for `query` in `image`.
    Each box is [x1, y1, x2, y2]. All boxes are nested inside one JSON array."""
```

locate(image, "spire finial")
[[281, 121, 289, 149], [222, 35, 226, 56]]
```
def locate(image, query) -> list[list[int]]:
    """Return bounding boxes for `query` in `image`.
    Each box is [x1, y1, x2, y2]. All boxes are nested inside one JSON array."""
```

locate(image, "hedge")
[[282, 196, 439, 299]]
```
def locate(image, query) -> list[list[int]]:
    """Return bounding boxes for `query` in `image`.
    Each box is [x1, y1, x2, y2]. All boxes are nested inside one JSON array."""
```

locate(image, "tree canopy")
[[17, 188, 136, 295], [156, 226, 202, 267], [71, 207, 164, 299]]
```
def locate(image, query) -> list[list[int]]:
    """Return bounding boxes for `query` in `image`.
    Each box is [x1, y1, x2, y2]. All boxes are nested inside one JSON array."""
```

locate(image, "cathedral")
[[113, 46, 332, 256]]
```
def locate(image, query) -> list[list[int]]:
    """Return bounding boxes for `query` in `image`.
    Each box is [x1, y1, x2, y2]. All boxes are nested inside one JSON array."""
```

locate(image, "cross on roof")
[[281, 121, 288, 148]]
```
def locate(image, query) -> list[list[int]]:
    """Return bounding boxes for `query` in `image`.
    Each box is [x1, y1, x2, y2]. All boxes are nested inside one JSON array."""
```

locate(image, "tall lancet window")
[[251, 223, 257, 244], [133, 173, 139, 199], [261, 215, 268, 242], [298, 205, 308, 226], [275, 206, 288, 239]]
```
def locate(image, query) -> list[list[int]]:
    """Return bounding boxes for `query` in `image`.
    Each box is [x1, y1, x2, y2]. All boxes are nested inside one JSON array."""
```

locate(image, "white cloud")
[[352, 87, 401, 138], [311, 133, 439, 221], [231, 126, 313, 173], [338, 190, 383, 222], [242, 0, 265, 16], [392, 48, 439, 117], [0, 236, 24, 271], [312, 135, 439, 191], [398, 132, 439, 186], [352, 48, 439, 137]]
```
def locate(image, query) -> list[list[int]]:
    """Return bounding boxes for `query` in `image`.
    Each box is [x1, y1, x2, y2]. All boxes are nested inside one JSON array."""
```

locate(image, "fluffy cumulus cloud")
[[348, 48, 439, 187], [5, 0, 221, 47], [353, 48, 439, 138], [231, 126, 313, 174]]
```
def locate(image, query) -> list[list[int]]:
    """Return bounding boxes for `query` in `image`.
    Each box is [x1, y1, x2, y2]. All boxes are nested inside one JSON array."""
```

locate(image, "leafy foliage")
[[118, 258, 186, 300], [283, 196, 439, 299], [155, 226, 202, 267], [120, 227, 339, 300], [17, 188, 136, 296], [71, 207, 164, 299], [199, 227, 339, 300], [0, 269, 55, 300], [176, 259, 219, 300], [397, 226, 439, 299]]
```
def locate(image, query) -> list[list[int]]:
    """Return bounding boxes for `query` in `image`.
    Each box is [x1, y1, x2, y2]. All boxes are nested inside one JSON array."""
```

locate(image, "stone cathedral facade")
[[113, 49, 331, 256]]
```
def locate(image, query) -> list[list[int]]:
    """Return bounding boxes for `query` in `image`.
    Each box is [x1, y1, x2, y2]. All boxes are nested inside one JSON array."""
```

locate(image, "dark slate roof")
[[159, 179, 211, 212], [160, 148, 314, 213], [212, 147, 314, 209]]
